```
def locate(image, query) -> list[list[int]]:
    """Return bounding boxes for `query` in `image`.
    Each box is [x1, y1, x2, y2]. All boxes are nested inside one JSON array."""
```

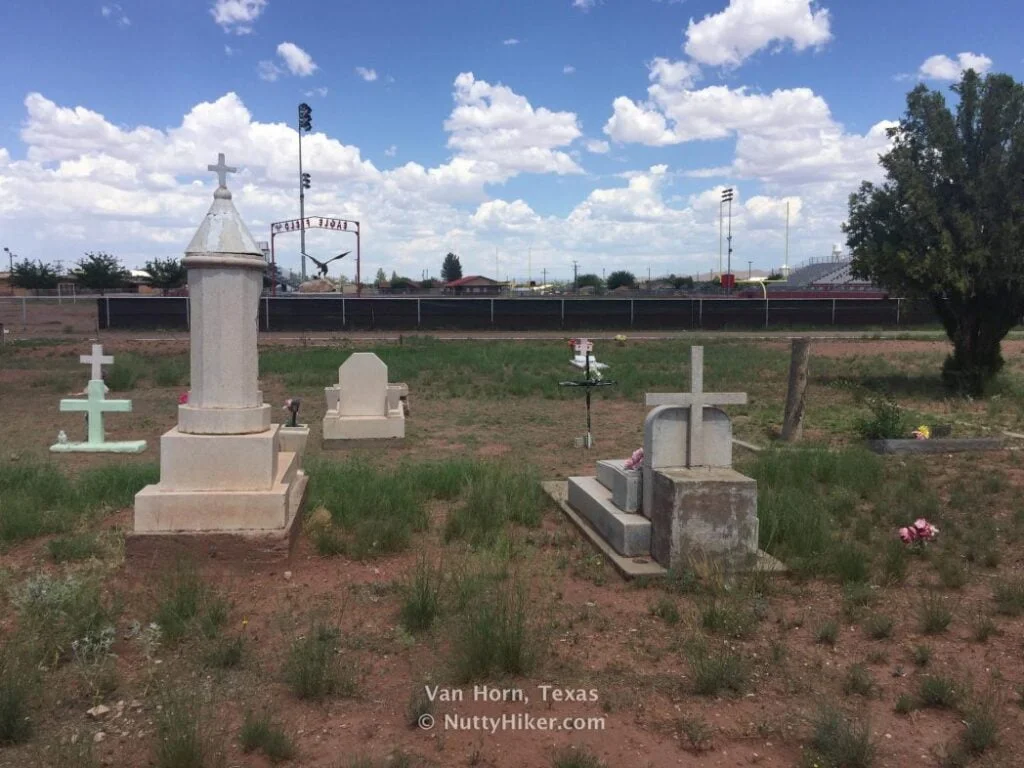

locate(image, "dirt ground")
[[2, 337, 1024, 768]]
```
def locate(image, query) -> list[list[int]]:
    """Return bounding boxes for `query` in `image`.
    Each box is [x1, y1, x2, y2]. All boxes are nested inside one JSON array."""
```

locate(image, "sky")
[[0, 0, 1020, 283]]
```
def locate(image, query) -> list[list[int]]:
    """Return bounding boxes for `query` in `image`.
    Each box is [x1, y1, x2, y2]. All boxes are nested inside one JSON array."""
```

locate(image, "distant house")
[[443, 275, 503, 296]]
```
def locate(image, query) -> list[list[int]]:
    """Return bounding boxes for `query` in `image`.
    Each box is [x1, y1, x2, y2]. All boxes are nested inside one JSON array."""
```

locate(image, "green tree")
[[441, 252, 463, 283], [420, 277, 436, 291], [576, 273, 604, 293], [10, 259, 60, 293], [75, 252, 128, 294], [606, 270, 637, 290], [143, 257, 186, 295], [374, 267, 387, 286], [844, 70, 1024, 395]]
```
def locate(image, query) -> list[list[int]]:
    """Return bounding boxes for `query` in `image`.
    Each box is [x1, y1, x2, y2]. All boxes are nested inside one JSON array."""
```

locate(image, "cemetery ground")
[[3, 338, 1024, 767]]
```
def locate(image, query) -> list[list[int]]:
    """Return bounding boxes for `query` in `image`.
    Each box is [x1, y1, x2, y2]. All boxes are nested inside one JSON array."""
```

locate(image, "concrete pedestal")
[[567, 476, 651, 556], [649, 467, 759, 571]]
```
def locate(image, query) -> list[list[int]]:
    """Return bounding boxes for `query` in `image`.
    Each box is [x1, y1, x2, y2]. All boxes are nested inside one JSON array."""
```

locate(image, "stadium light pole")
[[3, 247, 14, 272], [297, 103, 312, 280], [721, 187, 734, 294]]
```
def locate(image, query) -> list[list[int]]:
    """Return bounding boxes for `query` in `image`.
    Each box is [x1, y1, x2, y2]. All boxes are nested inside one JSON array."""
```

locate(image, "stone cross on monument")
[[208, 152, 237, 189], [80, 343, 113, 381], [646, 346, 746, 467]]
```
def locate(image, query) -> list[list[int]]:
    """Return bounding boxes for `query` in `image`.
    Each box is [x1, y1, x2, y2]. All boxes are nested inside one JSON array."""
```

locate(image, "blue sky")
[[1, 0, 1020, 282]]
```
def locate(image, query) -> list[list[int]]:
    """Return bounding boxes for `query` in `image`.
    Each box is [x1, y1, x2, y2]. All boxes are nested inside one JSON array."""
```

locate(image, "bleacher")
[[770, 258, 878, 292]]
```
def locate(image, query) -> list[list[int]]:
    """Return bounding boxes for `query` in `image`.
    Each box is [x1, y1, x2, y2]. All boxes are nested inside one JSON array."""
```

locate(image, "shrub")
[[911, 644, 932, 667], [12, 573, 112, 665], [406, 686, 433, 728], [894, 693, 915, 715], [104, 356, 143, 391], [856, 394, 905, 440], [917, 675, 960, 709], [444, 464, 546, 545], [700, 599, 757, 639], [48, 533, 103, 563], [153, 688, 222, 768], [843, 663, 874, 696], [918, 593, 952, 635], [650, 595, 680, 625], [960, 697, 999, 756], [993, 579, 1024, 616], [816, 620, 839, 646], [552, 746, 606, 768], [204, 636, 244, 669], [283, 624, 354, 701], [808, 707, 875, 768], [863, 614, 894, 640], [240, 710, 296, 763], [687, 644, 748, 696]]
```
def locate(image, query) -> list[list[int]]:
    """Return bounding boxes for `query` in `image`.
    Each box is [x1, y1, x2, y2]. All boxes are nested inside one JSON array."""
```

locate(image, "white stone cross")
[[208, 152, 237, 188], [573, 338, 593, 354], [645, 346, 747, 467], [80, 343, 114, 381]]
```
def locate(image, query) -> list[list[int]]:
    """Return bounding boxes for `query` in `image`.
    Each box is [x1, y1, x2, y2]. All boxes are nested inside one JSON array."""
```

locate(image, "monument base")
[[567, 476, 651, 557], [322, 414, 405, 441], [50, 440, 147, 454], [650, 466, 759, 571]]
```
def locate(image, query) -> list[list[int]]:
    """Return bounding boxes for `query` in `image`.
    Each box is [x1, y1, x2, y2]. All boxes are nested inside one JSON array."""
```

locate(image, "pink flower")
[[178, 392, 189, 404], [898, 527, 916, 544], [283, 398, 293, 410], [624, 447, 644, 471], [899, 518, 938, 545]]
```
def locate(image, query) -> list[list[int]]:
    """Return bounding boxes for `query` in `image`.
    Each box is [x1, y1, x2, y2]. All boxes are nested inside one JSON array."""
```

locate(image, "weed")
[[993, 579, 1024, 616], [51, 735, 99, 767], [700, 598, 757, 639], [935, 554, 968, 590], [807, 707, 875, 768], [153, 563, 203, 645], [444, 463, 546, 545], [894, 693, 914, 715], [283, 624, 355, 701], [960, 696, 999, 756], [687, 644, 748, 696], [12, 573, 113, 665], [918, 593, 952, 635], [863, 614, 893, 640], [240, 710, 296, 763], [400, 557, 443, 633], [452, 579, 538, 682], [880, 539, 908, 585], [47, 533, 103, 563], [650, 595, 681, 625], [856, 394, 905, 440], [104, 355, 143, 391], [842, 583, 876, 621], [204, 636, 244, 669], [816, 620, 839, 647], [153, 358, 188, 388], [970, 611, 997, 643], [406, 686, 433, 728], [153, 688, 222, 768], [843, 663, 874, 697], [832, 546, 871, 585], [917, 675, 960, 709]]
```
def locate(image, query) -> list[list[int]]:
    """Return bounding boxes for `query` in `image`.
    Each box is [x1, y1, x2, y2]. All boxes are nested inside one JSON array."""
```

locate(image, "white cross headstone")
[[573, 338, 593, 355], [80, 343, 114, 381], [645, 346, 747, 467], [207, 152, 238, 189]]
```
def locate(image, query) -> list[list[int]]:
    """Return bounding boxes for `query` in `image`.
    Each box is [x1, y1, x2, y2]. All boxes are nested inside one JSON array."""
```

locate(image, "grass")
[[843, 663, 874, 697], [153, 562, 228, 646], [451, 578, 539, 683], [400, 556, 443, 633], [700, 598, 758, 638], [47, 532, 103, 563], [992, 578, 1024, 616], [204, 636, 245, 669], [863, 614, 894, 640], [918, 593, 952, 635], [650, 595, 681, 625], [283, 623, 355, 701], [678, 715, 713, 753], [960, 697, 999, 756], [806, 707, 875, 768], [917, 675, 961, 709], [0, 646, 35, 746], [911, 644, 932, 667], [240, 710, 296, 763], [816, 620, 839, 646], [406, 686, 433, 728], [551, 746, 606, 768], [970, 611, 997, 643], [0, 460, 157, 546], [687, 643, 748, 696], [444, 463, 546, 546], [11, 573, 113, 665], [154, 688, 222, 768]]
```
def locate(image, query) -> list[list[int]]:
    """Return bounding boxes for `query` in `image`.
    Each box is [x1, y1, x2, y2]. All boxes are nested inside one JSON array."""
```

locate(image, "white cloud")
[[257, 60, 281, 82], [563, 65, 576, 75], [304, 87, 329, 98], [224, 44, 235, 56], [211, 0, 267, 35], [503, 38, 520, 46], [276, 43, 318, 77], [100, 4, 131, 27], [385, 145, 397, 157], [684, 0, 832, 68], [572, 0, 598, 10], [355, 67, 378, 82], [584, 139, 610, 154], [444, 73, 583, 179], [918, 52, 993, 81]]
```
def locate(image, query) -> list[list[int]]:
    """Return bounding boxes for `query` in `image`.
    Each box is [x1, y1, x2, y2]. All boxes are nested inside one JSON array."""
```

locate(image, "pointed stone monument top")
[[185, 152, 264, 263]]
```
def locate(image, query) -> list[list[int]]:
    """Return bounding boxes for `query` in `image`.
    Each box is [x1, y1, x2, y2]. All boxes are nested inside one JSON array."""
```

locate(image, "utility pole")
[[784, 200, 790, 278], [542, 267, 547, 290], [298, 103, 313, 280], [721, 187, 734, 294], [494, 247, 499, 283], [572, 260, 579, 295], [718, 199, 723, 278], [748, 261, 752, 279], [528, 245, 532, 288], [3, 247, 13, 272]]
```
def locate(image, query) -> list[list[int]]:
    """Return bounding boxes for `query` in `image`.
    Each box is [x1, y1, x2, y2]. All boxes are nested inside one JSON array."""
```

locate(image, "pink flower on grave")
[[624, 447, 644, 471], [178, 392, 189, 404], [898, 518, 938, 545], [283, 398, 293, 410]]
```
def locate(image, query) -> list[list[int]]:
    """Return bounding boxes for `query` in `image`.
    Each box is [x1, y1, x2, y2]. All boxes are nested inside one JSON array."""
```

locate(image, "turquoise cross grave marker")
[[51, 379, 146, 453]]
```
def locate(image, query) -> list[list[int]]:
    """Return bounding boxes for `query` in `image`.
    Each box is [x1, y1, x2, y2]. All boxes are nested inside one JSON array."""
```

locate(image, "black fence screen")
[[97, 296, 939, 332]]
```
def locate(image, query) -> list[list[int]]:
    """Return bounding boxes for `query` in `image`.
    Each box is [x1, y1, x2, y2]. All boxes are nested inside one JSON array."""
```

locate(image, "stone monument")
[[50, 344, 147, 454], [562, 346, 765, 574], [322, 352, 407, 441], [133, 154, 308, 548]]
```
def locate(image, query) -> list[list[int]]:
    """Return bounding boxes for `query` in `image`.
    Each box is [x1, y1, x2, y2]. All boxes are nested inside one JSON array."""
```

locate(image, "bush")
[[863, 614, 894, 640], [0, 646, 35, 745], [843, 663, 874, 696], [104, 356, 143, 391], [700, 599, 757, 639], [687, 644, 747, 696], [918, 593, 952, 635], [240, 710, 296, 763], [993, 579, 1024, 616], [153, 563, 227, 646], [12, 573, 113, 665], [650, 595, 680, 625], [816, 620, 839, 646], [552, 746, 606, 768], [283, 624, 354, 701], [918, 675, 960, 709], [808, 707, 875, 768], [48, 533, 103, 563], [154, 688, 222, 768], [855, 394, 905, 440], [400, 557, 443, 633]]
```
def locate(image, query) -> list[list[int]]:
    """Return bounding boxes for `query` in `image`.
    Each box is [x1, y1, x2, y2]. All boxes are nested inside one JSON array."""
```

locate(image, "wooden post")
[[781, 338, 810, 442]]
